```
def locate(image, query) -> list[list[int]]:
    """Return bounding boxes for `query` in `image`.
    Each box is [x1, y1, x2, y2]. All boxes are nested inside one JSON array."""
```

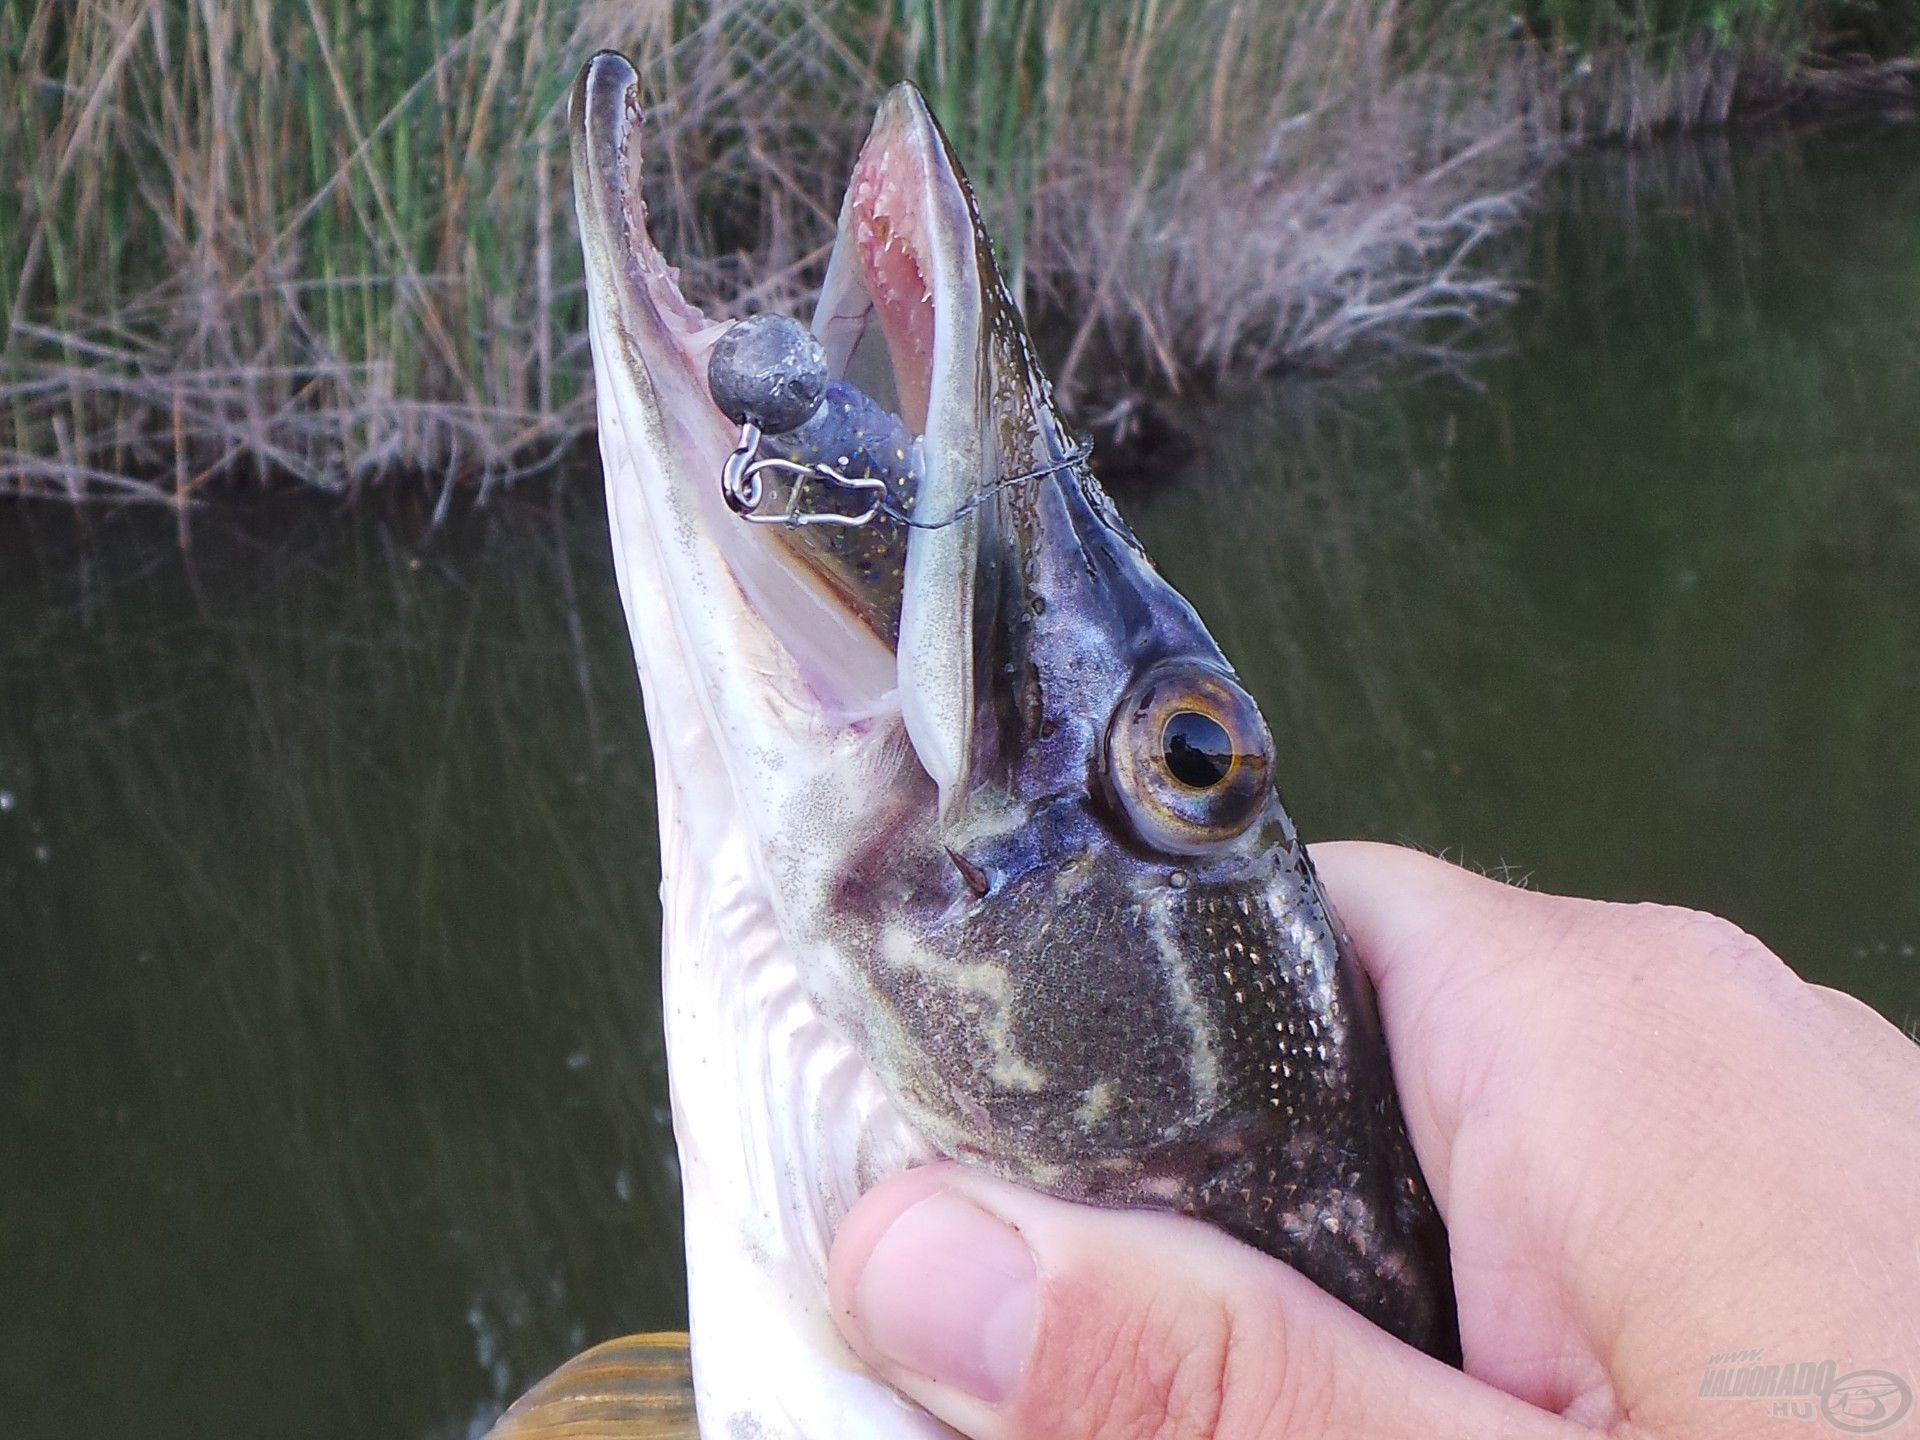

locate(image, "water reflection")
[[4, 124, 1919, 1439]]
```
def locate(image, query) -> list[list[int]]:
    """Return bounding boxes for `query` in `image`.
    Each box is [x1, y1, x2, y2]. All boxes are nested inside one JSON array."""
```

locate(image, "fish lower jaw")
[[656, 803, 951, 1437]]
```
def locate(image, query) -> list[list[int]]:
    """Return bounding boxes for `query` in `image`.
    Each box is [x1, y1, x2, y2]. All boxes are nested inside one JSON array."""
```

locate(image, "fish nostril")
[[945, 846, 990, 899]]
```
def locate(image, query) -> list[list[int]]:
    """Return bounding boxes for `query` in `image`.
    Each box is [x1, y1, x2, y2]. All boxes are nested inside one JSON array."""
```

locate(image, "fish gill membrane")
[[519, 50, 1459, 1440]]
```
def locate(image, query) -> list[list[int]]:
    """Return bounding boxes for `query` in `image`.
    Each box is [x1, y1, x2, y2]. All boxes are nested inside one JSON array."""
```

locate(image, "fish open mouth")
[[570, 53, 987, 740]]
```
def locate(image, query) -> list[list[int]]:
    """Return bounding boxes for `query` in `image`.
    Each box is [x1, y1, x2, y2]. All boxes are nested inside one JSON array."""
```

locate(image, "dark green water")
[[4, 125, 1919, 1438]]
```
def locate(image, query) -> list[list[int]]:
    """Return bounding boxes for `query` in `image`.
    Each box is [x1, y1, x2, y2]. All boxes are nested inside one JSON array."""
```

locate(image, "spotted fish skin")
[[821, 768, 1456, 1359], [1160, 874, 1454, 1356]]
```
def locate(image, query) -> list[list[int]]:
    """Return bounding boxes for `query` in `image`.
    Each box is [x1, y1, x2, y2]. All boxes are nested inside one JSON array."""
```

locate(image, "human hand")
[[827, 842, 1920, 1438]]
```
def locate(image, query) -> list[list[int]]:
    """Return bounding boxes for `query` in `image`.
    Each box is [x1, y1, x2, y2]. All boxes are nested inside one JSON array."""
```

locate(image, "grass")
[[2, 0, 597, 505], [1, 0, 1913, 505]]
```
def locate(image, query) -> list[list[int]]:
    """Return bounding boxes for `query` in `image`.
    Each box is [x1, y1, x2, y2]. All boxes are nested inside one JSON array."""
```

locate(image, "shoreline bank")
[[3, 1, 1913, 509]]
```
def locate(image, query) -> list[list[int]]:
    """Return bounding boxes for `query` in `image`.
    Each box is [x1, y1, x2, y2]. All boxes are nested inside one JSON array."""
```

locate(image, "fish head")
[[569, 50, 1454, 1437]]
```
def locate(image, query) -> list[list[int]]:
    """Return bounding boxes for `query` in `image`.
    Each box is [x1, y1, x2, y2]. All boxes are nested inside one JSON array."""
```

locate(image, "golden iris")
[[1106, 663, 1273, 854]]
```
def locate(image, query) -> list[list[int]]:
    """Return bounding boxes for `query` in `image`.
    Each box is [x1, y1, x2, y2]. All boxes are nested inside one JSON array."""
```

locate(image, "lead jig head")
[[707, 314, 829, 436]]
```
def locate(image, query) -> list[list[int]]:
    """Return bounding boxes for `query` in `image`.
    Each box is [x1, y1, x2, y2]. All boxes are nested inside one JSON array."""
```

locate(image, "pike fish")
[[559, 51, 1457, 1438]]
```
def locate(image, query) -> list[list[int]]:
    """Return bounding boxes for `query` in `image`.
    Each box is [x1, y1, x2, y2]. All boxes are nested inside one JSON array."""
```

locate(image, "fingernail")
[[850, 1189, 1038, 1403]]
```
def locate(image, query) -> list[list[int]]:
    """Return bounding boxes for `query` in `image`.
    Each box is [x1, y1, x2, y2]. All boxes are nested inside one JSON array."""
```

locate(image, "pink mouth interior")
[[612, 90, 941, 449], [847, 139, 938, 435]]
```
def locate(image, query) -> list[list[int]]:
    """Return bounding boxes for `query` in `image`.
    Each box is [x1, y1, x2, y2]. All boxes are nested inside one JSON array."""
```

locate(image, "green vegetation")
[[1524, 0, 1802, 47], [2, 0, 591, 501], [1521, 0, 1915, 51], [1, 0, 1912, 505]]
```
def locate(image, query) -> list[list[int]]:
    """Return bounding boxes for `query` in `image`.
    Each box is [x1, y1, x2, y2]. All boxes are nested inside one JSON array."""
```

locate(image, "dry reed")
[[4, 0, 1895, 505]]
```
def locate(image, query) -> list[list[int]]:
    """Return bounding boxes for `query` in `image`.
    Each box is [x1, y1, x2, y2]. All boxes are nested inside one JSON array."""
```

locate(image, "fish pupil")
[[1162, 710, 1233, 789]]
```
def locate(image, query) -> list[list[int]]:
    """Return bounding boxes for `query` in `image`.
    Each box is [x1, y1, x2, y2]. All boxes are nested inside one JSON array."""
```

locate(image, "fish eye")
[[1107, 664, 1273, 854]]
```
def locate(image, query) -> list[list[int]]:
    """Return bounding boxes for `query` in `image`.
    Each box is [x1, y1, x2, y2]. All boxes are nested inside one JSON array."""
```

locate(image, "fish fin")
[[486, 1332, 697, 1440]]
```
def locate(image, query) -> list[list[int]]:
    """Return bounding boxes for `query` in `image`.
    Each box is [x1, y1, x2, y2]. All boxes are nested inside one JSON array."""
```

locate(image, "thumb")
[[829, 1164, 1571, 1440]]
